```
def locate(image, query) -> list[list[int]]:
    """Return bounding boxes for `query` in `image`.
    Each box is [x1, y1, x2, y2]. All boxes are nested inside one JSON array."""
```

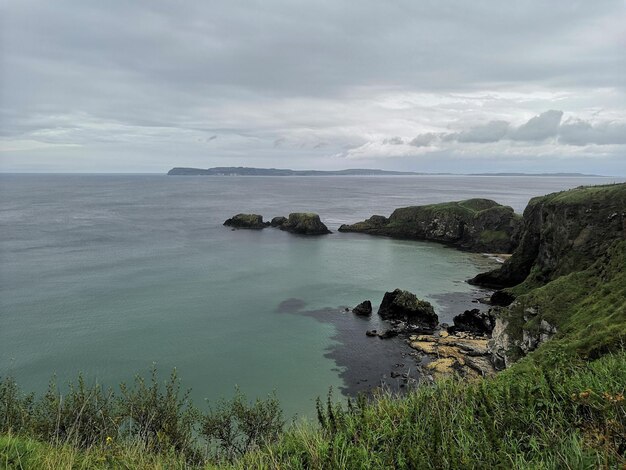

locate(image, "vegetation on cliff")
[[339, 198, 521, 252]]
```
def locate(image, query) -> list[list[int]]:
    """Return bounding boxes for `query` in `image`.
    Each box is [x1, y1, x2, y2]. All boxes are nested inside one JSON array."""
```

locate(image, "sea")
[[0, 174, 621, 418]]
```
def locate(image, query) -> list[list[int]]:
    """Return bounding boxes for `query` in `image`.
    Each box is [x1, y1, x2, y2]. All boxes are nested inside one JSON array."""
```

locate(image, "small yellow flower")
[[105, 436, 113, 445]]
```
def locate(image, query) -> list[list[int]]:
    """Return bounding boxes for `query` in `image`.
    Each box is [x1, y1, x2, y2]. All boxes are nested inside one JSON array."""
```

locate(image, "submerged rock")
[[279, 213, 331, 235], [223, 213, 269, 229], [365, 330, 378, 337], [378, 329, 399, 339], [353, 300, 372, 316], [378, 288, 438, 329]]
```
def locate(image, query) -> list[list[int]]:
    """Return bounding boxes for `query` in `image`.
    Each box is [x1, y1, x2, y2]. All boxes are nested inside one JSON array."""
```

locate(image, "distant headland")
[[167, 166, 605, 177]]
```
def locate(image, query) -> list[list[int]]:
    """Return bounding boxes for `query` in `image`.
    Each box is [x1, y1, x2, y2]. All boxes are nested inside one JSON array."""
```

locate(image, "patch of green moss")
[[479, 229, 509, 245], [508, 240, 626, 366]]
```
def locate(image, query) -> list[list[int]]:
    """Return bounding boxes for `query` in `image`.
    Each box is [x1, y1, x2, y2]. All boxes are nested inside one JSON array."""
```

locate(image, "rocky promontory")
[[223, 213, 270, 229], [338, 199, 521, 252], [470, 183, 626, 291], [279, 213, 331, 235], [378, 288, 438, 330]]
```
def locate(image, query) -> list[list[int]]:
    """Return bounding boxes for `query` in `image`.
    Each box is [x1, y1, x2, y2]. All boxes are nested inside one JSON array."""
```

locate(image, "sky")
[[1, 0, 625, 175]]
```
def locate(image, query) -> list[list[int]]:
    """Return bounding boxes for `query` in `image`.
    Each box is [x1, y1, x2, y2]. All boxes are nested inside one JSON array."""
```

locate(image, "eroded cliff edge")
[[338, 198, 521, 252], [469, 183, 626, 368]]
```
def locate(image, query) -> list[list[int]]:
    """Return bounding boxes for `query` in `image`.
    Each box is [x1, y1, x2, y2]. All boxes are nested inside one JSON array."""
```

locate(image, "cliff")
[[468, 183, 626, 368], [470, 183, 626, 290], [338, 198, 521, 252]]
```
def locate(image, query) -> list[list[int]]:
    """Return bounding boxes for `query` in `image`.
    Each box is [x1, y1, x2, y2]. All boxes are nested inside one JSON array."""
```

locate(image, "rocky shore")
[[229, 183, 625, 386]]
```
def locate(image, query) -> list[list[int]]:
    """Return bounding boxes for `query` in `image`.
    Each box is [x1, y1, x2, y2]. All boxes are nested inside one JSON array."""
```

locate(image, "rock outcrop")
[[353, 300, 372, 316], [223, 213, 270, 229], [338, 199, 521, 252], [409, 333, 496, 379], [449, 308, 495, 335], [279, 213, 331, 235], [378, 289, 438, 330]]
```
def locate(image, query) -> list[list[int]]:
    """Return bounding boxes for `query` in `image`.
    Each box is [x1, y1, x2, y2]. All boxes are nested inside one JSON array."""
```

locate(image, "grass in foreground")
[[2, 351, 625, 469]]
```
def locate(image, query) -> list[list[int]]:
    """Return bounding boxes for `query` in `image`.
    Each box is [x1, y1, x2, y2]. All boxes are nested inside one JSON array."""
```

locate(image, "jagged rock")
[[365, 330, 378, 337], [490, 290, 516, 306], [223, 213, 269, 229], [279, 213, 331, 235], [449, 308, 495, 335], [270, 216, 287, 227], [338, 199, 521, 253], [378, 289, 438, 330], [352, 300, 372, 316]]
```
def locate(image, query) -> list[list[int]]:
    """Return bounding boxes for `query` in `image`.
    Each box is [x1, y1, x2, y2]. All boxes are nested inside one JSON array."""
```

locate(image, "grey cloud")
[[508, 110, 563, 141], [403, 111, 624, 149], [383, 136, 404, 145], [409, 133, 439, 147], [450, 121, 510, 143], [558, 119, 626, 146]]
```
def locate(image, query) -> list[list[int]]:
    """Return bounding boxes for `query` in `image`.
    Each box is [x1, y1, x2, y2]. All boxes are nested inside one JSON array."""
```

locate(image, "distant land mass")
[[167, 167, 605, 177], [167, 167, 425, 176]]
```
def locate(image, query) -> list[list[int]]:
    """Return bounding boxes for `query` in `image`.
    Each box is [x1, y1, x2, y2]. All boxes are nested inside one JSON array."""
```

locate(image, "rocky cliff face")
[[339, 199, 521, 252], [471, 183, 626, 290], [470, 183, 626, 369]]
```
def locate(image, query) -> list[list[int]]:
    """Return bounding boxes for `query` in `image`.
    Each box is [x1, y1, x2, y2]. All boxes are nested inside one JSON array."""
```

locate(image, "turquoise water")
[[0, 174, 619, 417]]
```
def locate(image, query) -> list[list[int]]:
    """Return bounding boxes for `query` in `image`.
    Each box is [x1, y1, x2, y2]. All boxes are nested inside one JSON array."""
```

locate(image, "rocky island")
[[338, 198, 521, 252], [223, 212, 331, 235]]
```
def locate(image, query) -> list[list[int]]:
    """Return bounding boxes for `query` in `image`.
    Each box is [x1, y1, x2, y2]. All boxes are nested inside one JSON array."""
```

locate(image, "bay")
[[0, 174, 620, 417]]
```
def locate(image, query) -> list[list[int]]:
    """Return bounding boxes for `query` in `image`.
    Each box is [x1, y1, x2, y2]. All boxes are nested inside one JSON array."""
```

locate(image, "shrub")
[[201, 389, 283, 462]]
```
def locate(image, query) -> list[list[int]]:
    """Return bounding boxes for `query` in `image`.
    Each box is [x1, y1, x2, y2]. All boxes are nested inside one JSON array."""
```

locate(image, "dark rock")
[[449, 308, 495, 335], [490, 290, 516, 307], [279, 213, 331, 235], [223, 213, 269, 229], [352, 300, 372, 316], [378, 288, 438, 329], [390, 371, 402, 378], [344, 307, 350, 312], [339, 199, 521, 253], [270, 216, 287, 227], [365, 330, 378, 337]]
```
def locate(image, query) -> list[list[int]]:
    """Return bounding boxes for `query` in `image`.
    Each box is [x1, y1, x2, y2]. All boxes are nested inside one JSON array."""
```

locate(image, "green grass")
[[2, 352, 624, 469], [527, 183, 626, 207], [479, 229, 510, 245]]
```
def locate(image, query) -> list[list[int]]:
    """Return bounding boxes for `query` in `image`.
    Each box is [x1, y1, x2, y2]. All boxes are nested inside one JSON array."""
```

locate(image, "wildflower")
[[579, 390, 591, 399], [105, 436, 113, 445]]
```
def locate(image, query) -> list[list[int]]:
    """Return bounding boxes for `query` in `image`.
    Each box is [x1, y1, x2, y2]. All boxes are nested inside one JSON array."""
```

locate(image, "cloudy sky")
[[1, 1, 625, 174]]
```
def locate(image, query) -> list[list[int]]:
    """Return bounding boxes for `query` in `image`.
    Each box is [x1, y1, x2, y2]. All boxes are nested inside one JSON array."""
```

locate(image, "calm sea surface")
[[0, 174, 620, 417]]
